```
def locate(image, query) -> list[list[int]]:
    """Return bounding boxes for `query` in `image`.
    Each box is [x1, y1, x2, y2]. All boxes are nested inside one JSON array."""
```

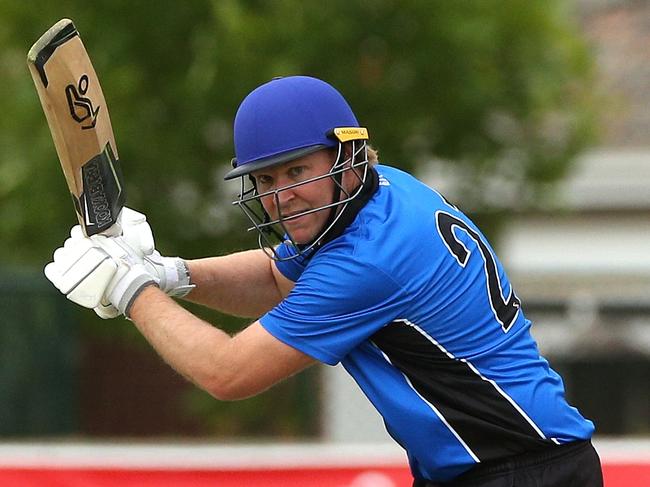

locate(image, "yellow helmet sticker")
[[332, 127, 369, 142]]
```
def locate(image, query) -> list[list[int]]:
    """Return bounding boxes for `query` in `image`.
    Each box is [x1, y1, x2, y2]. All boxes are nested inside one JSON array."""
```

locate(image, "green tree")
[[0, 0, 597, 437], [1, 0, 596, 264]]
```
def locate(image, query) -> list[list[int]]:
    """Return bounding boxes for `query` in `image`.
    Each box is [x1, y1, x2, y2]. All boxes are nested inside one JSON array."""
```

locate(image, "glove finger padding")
[[44, 239, 118, 309], [55, 229, 89, 263], [70, 224, 85, 240], [119, 207, 155, 256]]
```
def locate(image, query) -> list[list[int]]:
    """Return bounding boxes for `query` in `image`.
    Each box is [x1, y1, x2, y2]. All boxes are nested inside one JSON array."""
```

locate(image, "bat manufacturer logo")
[[65, 74, 100, 129], [78, 143, 125, 235]]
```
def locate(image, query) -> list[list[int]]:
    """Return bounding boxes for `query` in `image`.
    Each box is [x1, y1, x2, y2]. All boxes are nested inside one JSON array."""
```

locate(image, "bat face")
[[27, 19, 125, 236]]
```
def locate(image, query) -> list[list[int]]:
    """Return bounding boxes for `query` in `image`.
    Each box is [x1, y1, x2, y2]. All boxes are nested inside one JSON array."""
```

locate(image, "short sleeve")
[[273, 242, 308, 282], [260, 252, 408, 365]]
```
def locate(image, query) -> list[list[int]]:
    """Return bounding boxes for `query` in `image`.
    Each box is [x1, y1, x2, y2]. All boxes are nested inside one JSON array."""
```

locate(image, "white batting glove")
[[44, 226, 119, 309], [46, 207, 193, 318], [45, 226, 157, 318], [93, 207, 194, 318], [45, 228, 156, 317], [92, 235, 158, 318], [143, 251, 194, 298], [90, 207, 152, 318], [114, 207, 155, 254], [113, 207, 193, 296]]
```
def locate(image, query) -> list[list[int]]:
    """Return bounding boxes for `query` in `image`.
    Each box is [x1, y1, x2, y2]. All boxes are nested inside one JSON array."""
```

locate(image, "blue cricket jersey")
[[260, 164, 594, 483]]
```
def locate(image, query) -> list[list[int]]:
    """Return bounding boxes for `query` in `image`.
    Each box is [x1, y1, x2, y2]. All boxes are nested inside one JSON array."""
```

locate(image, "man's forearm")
[[129, 285, 241, 398], [184, 249, 283, 317], [128, 285, 314, 401]]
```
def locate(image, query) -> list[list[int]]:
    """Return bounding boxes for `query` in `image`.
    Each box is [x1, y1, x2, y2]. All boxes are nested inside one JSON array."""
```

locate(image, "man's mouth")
[[282, 209, 309, 221]]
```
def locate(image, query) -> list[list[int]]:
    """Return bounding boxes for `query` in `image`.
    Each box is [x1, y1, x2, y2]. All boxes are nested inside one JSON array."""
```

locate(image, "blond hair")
[[367, 145, 379, 166]]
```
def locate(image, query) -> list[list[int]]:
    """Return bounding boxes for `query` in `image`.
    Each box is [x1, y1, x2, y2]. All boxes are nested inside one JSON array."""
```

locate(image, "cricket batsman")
[[45, 76, 603, 486]]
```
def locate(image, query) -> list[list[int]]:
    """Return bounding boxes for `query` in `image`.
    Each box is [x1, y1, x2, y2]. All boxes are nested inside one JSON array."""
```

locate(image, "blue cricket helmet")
[[225, 76, 360, 180]]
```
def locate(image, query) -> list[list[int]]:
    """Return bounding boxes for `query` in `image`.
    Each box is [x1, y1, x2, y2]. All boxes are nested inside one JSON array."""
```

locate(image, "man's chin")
[[287, 228, 315, 246], [284, 216, 325, 245], [290, 235, 312, 246]]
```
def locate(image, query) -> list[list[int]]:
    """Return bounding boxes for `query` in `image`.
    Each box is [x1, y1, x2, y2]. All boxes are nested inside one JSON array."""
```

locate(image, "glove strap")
[[115, 273, 157, 318], [168, 258, 194, 298]]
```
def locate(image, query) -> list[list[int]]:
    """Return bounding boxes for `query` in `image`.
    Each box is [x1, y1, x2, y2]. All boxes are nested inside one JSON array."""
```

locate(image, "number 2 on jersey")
[[436, 211, 521, 332]]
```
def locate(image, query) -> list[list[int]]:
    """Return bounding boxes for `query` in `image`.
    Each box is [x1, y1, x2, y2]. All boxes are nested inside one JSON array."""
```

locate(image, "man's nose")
[[276, 186, 295, 206]]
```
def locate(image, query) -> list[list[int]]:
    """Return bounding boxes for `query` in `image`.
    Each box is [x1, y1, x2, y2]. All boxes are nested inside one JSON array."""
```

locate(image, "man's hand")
[[44, 227, 157, 318], [44, 226, 118, 309], [92, 207, 194, 318], [92, 235, 158, 318], [113, 207, 194, 297], [45, 207, 194, 318]]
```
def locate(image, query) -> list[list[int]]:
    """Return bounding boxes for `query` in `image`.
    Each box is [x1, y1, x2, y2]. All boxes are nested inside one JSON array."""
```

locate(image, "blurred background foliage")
[[0, 0, 598, 438]]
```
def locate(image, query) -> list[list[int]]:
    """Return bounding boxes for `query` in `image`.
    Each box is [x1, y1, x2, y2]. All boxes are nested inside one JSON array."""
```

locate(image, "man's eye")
[[289, 166, 305, 178], [256, 175, 272, 187]]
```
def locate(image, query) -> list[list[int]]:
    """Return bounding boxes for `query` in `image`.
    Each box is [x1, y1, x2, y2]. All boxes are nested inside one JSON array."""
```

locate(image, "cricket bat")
[[27, 18, 125, 236]]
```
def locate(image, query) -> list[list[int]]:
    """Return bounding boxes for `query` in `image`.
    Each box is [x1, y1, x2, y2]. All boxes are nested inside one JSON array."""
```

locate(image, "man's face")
[[251, 150, 337, 244]]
